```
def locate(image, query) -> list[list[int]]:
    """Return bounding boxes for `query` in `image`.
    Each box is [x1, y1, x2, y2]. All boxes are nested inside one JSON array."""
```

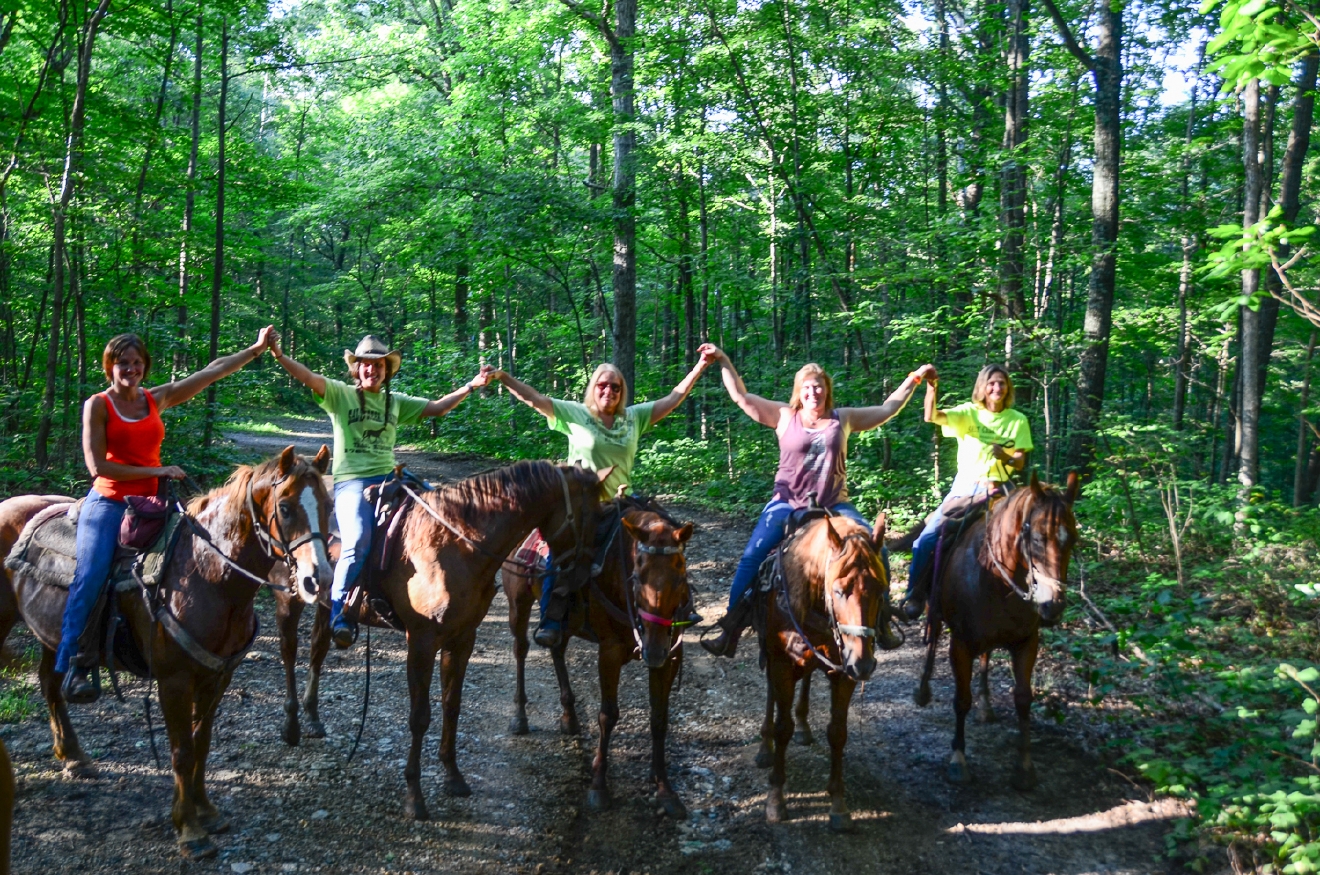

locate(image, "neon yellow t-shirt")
[[940, 401, 1033, 482], [315, 378, 430, 483], [549, 399, 657, 498]]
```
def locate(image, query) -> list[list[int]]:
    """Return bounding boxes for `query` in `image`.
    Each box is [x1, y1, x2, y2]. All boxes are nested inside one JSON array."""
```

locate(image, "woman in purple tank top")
[[698, 343, 936, 657]]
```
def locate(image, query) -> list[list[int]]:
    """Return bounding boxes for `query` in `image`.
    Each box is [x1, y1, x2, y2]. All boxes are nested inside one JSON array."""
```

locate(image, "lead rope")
[[347, 622, 371, 763]]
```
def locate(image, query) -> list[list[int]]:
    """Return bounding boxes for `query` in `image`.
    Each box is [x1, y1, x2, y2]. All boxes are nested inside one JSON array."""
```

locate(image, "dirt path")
[[0, 421, 1181, 874]]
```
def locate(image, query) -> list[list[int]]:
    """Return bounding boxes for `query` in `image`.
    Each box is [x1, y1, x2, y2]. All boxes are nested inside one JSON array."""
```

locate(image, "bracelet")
[[908, 371, 923, 385]]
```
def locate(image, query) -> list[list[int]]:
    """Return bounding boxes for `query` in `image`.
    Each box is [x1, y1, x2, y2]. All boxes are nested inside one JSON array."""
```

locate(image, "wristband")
[[908, 371, 923, 385]]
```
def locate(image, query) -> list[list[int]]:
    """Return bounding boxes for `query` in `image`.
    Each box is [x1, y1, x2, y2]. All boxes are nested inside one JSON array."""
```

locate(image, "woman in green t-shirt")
[[488, 355, 714, 645], [902, 363, 1032, 619], [269, 333, 494, 647]]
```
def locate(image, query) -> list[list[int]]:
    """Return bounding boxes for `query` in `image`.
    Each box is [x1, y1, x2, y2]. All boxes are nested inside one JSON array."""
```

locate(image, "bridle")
[[983, 510, 1066, 604], [774, 529, 881, 674], [245, 472, 328, 574], [586, 512, 693, 660]]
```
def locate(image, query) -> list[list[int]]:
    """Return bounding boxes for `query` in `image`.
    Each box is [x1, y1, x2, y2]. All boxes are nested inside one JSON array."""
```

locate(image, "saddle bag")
[[120, 493, 172, 551]]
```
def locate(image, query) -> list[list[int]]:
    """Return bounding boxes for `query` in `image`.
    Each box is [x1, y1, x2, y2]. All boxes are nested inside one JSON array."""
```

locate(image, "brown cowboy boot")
[[701, 597, 752, 658], [877, 594, 904, 651]]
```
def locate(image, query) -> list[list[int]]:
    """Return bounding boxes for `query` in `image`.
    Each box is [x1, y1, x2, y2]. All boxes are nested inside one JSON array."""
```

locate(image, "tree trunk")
[[202, 15, 228, 450], [36, 0, 111, 468], [999, 0, 1030, 324], [610, 0, 637, 390], [176, 11, 203, 381], [1237, 78, 1263, 495]]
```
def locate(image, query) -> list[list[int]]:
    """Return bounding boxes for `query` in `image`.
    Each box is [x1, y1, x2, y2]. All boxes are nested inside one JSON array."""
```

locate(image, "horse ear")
[[824, 517, 843, 551], [595, 465, 615, 484], [278, 445, 296, 477], [677, 522, 695, 544], [621, 515, 643, 541], [1065, 471, 1081, 505], [871, 511, 887, 544], [1029, 469, 1043, 495], [313, 444, 331, 474]]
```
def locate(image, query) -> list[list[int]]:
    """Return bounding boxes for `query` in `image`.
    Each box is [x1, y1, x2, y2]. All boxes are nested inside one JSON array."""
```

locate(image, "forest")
[[3, 0, 1320, 869]]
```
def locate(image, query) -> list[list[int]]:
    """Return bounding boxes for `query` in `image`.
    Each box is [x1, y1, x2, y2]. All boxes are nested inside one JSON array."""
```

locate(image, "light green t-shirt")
[[549, 399, 657, 498], [315, 378, 430, 483], [940, 401, 1033, 482]]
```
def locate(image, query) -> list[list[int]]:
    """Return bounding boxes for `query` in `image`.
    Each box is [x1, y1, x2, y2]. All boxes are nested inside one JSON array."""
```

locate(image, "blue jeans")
[[56, 490, 126, 673], [726, 500, 870, 610], [331, 474, 389, 609], [906, 473, 991, 598]]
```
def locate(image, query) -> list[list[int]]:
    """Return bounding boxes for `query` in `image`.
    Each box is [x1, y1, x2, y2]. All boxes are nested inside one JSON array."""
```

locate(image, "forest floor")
[[0, 419, 1190, 875]]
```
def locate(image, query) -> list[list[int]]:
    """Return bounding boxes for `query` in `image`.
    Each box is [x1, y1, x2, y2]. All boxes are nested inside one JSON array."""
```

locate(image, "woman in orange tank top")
[[56, 327, 277, 704]]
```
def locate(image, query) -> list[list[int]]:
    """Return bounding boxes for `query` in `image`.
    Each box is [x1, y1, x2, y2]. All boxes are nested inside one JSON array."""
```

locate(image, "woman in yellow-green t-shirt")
[[902, 363, 1033, 619]]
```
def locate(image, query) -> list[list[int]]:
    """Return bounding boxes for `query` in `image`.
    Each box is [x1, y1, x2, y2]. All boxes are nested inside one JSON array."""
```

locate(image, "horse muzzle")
[[841, 639, 877, 682]]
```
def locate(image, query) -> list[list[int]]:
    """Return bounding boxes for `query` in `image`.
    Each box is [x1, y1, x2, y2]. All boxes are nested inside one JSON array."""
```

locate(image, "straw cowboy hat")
[[344, 335, 402, 379]]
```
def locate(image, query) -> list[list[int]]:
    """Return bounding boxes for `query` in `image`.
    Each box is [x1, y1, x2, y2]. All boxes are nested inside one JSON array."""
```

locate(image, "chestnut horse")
[[359, 461, 607, 820], [503, 506, 695, 817], [755, 513, 887, 832], [269, 553, 334, 746], [914, 472, 1079, 790], [2, 446, 332, 858]]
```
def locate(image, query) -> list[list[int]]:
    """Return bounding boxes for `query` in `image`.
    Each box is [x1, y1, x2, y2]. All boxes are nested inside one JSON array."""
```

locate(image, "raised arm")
[[82, 395, 186, 483], [697, 343, 785, 428], [491, 370, 554, 419], [150, 325, 274, 411], [266, 330, 328, 397], [648, 351, 716, 426], [421, 365, 496, 418], [843, 364, 938, 432], [924, 374, 951, 427]]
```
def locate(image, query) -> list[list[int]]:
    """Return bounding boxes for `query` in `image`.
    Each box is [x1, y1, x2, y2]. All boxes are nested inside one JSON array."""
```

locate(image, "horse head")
[[994, 471, 1079, 627], [621, 511, 695, 669], [820, 513, 888, 682], [254, 445, 333, 604]]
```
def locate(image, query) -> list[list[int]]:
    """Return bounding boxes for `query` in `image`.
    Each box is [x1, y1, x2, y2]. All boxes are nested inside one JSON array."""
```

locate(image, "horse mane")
[[414, 459, 566, 540], [785, 515, 878, 618], [185, 454, 313, 543]]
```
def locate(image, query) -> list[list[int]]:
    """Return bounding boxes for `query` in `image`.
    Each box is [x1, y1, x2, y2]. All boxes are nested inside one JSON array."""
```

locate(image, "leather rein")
[[981, 508, 1065, 604]]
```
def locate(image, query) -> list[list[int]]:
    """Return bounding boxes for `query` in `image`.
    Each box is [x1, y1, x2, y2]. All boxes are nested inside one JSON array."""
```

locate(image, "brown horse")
[[360, 461, 607, 820], [914, 473, 1079, 790], [269, 550, 334, 746], [755, 513, 887, 832], [3, 446, 332, 858], [503, 507, 695, 818]]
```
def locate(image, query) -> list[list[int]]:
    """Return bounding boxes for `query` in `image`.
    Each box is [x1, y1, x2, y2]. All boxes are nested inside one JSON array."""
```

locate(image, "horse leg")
[[587, 641, 624, 812], [975, 651, 996, 724], [189, 677, 231, 835], [437, 630, 478, 798], [275, 594, 304, 746], [1009, 634, 1040, 791], [914, 620, 941, 707], [507, 575, 533, 735], [550, 638, 580, 735], [754, 680, 774, 769], [157, 673, 214, 858], [794, 670, 814, 746], [301, 602, 330, 739], [403, 629, 440, 821], [37, 647, 94, 777], [765, 656, 795, 824], [648, 649, 687, 820], [826, 671, 859, 833], [946, 637, 974, 785]]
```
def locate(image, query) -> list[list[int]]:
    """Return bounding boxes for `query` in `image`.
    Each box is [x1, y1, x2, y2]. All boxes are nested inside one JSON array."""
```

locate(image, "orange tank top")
[[93, 390, 166, 501]]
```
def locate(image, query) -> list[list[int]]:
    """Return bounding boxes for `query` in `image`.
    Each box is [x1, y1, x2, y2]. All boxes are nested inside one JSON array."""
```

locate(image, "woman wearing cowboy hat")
[[268, 332, 494, 647]]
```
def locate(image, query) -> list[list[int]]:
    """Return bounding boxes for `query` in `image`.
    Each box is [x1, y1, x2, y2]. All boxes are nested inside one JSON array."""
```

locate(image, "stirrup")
[[61, 666, 100, 705]]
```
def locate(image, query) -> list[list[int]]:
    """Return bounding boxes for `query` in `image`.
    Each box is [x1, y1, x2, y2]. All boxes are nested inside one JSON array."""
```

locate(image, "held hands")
[[469, 364, 497, 389], [252, 325, 276, 358], [909, 364, 938, 385], [697, 342, 726, 367], [266, 328, 285, 360]]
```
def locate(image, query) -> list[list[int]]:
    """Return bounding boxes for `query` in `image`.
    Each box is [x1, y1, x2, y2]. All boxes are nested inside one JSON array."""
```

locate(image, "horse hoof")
[[445, 777, 472, 798], [404, 798, 431, 821], [946, 761, 970, 784], [765, 793, 786, 824], [793, 728, 814, 746], [657, 793, 688, 820], [587, 788, 609, 812], [828, 812, 855, 834], [62, 760, 98, 780], [976, 708, 997, 725], [913, 685, 931, 708], [1012, 764, 1038, 792], [281, 724, 301, 747], [508, 715, 530, 736], [560, 714, 581, 736], [199, 813, 231, 835], [178, 837, 218, 860], [754, 745, 773, 769], [304, 719, 326, 739]]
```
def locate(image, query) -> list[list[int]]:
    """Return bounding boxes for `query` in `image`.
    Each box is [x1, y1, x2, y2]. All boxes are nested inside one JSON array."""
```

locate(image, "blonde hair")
[[789, 363, 834, 413], [583, 363, 629, 418], [971, 364, 1015, 409]]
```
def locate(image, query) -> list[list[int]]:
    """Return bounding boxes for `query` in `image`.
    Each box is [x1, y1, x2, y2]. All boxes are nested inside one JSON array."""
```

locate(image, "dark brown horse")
[[755, 513, 887, 831], [2, 446, 332, 858], [503, 507, 695, 818], [914, 473, 1079, 790], [358, 461, 607, 820]]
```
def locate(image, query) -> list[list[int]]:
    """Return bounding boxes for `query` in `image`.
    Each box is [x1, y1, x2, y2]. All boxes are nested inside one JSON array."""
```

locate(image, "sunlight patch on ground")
[[945, 798, 1193, 836]]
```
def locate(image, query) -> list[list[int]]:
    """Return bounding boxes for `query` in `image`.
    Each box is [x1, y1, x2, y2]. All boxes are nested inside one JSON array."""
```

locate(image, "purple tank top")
[[772, 411, 849, 509]]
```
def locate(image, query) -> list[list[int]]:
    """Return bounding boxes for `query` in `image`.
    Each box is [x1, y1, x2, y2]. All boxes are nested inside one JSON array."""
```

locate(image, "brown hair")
[[789, 363, 834, 413], [971, 364, 1015, 409], [583, 363, 629, 418], [101, 334, 151, 382]]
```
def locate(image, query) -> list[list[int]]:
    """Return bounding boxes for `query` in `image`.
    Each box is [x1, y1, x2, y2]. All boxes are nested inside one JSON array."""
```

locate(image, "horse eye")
[[278, 501, 293, 517]]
